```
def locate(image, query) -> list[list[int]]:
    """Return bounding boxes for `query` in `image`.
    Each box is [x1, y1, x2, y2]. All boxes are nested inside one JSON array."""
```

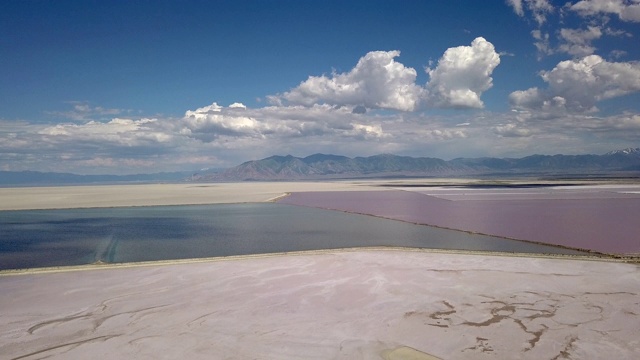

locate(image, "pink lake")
[[279, 185, 640, 255]]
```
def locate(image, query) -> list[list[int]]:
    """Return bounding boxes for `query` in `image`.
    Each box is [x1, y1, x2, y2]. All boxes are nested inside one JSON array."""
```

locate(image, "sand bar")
[[1, 249, 638, 359], [1, 178, 627, 211], [0, 181, 386, 211]]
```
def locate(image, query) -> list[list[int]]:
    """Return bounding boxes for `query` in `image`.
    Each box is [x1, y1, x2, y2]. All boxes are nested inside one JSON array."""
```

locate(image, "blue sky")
[[1, 0, 640, 174]]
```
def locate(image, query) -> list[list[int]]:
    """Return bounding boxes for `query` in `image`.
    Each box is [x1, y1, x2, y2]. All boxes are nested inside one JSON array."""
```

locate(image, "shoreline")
[[3, 178, 634, 211], [2, 246, 635, 277]]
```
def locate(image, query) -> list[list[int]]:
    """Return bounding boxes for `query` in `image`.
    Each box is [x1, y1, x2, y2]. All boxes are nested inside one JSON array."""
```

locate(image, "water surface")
[[0, 203, 588, 270]]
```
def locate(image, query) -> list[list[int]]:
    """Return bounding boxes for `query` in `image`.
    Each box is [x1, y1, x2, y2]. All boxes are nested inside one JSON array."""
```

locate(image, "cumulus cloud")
[[271, 38, 500, 111], [558, 26, 603, 57], [181, 102, 391, 143], [570, 0, 640, 22], [273, 50, 424, 111], [348, 124, 388, 140], [425, 37, 501, 108], [509, 55, 640, 113], [182, 102, 266, 141]]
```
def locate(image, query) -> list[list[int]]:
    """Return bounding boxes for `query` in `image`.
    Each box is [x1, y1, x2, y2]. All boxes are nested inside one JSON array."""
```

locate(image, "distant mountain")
[[606, 147, 640, 156], [5, 148, 640, 185], [0, 170, 195, 186], [193, 148, 640, 181]]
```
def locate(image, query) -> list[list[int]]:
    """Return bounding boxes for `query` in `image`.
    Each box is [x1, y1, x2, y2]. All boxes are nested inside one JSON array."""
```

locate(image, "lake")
[[0, 203, 589, 270], [279, 189, 640, 254]]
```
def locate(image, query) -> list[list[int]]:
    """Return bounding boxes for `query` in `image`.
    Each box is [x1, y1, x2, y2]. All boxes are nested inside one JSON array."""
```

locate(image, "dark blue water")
[[0, 203, 588, 270]]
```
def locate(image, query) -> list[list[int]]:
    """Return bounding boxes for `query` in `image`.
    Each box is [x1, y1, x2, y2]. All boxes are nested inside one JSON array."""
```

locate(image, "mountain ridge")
[[0, 170, 195, 186], [194, 148, 640, 181], [3, 148, 639, 185]]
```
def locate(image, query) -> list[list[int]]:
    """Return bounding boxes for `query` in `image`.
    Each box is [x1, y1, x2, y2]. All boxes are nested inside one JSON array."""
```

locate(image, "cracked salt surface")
[[1, 249, 638, 359]]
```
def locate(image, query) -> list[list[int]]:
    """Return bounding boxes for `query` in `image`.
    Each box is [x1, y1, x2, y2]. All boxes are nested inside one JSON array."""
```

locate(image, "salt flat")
[[2, 180, 638, 359], [1, 249, 638, 359], [0, 181, 384, 210], [0, 178, 623, 211]]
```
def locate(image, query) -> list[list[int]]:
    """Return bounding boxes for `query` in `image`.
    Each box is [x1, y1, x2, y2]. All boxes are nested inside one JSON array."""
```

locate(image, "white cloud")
[[46, 101, 128, 122], [558, 26, 603, 57], [588, 113, 640, 131], [510, 55, 640, 113], [507, 0, 554, 24], [424, 128, 468, 140], [349, 123, 388, 140], [507, 0, 525, 16], [507, 1, 556, 58], [494, 123, 533, 137], [272, 38, 500, 111], [181, 102, 394, 143], [274, 50, 424, 111], [527, 0, 554, 24], [4, 99, 637, 174], [609, 49, 628, 59], [229, 102, 247, 109], [531, 30, 553, 57], [183, 102, 265, 140], [425, 37, 501, 109], [570, 0, 640, 22], [0, 117, 186, 173], [39, 118, 173, 146]]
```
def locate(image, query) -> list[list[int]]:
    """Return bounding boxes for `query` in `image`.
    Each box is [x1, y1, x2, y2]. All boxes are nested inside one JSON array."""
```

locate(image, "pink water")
[[280, 190, 640, 255]]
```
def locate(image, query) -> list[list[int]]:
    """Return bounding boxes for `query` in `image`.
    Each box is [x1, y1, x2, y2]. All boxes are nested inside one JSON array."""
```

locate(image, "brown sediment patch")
[[381, 346, 443, 360], [10, 335, 120, 360]]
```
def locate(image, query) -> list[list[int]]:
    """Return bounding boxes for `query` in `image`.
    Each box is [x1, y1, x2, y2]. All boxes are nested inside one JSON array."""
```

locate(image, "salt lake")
[[0, 203, 589, 270]]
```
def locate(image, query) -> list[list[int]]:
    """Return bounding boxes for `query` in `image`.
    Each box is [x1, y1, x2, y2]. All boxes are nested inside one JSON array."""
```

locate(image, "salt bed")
[[1, 249, 638, 359]]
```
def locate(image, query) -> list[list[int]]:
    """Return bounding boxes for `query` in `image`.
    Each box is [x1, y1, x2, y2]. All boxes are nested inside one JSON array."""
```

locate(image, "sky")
[[1, 0, 640, 175]]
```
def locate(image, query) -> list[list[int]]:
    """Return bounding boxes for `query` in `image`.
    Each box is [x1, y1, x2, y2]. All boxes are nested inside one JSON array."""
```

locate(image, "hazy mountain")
[[0, 170, 195, 186], [194, 148, 640, 181], [4, 148, 639, 185]]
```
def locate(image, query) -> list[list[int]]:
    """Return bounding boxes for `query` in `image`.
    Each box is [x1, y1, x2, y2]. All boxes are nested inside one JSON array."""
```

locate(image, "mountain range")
[[192, 147, 640, 181], [2, 148, 639, 185], [0, 170, 194, 186]]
